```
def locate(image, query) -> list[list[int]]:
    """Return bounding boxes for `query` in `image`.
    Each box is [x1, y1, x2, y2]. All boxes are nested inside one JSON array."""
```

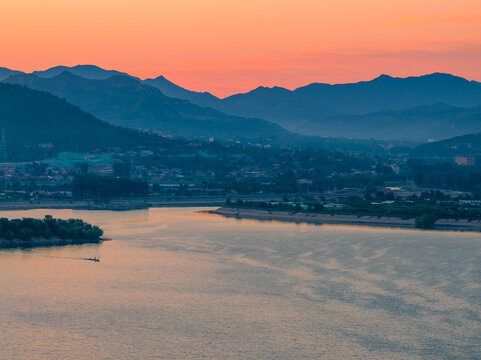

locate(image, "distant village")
[[0, 140, 479, 207]]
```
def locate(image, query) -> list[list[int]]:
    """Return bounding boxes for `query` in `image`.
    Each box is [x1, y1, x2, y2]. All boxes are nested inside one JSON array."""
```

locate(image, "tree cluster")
[[231, 198, 481, 221], [408, 160, 481, 193], [72, 174, 148, 198], [0, 216, 103, 242], [414, 214, 437, 229]]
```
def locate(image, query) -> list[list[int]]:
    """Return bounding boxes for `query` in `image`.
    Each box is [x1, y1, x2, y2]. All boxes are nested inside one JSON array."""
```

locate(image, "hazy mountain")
[[143, 75, 204, 100], [3, 71, 290, 142], [2, 64, 214, 100], [0, 83, 172, 161], [0, 67, 23, 81], [32, 64, 138, 80], [190, 73, 481, 130], [6, 65, 476, 146], [412, 131, 481, 158], [294, 103, 481, 141]]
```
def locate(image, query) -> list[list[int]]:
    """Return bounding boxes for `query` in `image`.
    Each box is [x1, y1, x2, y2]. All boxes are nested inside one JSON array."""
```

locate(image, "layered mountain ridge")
[[0, 83, 176, 160], [3, 71, 290, 142], [3, 65, 481, 147]]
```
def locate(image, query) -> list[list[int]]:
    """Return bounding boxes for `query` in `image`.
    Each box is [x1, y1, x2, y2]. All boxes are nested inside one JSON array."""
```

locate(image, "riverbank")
[[210, 207, 481, 231], [0, 236, 102, 249], [0, 199, 193, 211], [0, 196, 282, 211]]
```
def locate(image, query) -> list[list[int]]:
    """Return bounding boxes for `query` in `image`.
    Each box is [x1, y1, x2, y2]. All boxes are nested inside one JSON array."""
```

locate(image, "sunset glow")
[[1, 0, 480, 96]]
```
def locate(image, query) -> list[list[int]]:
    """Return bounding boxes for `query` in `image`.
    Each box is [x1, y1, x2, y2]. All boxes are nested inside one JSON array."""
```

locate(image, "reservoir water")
[[0, 208, 480, 359]]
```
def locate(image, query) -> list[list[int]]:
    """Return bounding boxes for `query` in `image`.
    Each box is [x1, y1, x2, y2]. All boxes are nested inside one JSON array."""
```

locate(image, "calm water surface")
[[0, 208, 480, 359]]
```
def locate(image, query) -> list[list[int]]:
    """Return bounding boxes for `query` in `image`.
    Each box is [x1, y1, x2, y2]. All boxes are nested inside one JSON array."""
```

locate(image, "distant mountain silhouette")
[[189, 73, 481, 130], [0, 67, 23, 81], [144, 75, 202, 100], [294, 103, 481, 141], [33, 64, 139, 80], [5, 65, 481, 143], [2, 64, 216, 100], [0, 83, 173, 161], [0, 64, 138, 81], [3, 71, 290, 142]]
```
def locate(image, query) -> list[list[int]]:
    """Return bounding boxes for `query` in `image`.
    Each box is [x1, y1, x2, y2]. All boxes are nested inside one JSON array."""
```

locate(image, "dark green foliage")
[[415, 214, 437, 229], [113, 162, 131, 178], [71, 174, 148, 198], [0, 216, 103, 243], [44, 228, 52, 239], [407, 160, 481, 192], [18, 228, 34, 241], [231, 199, 481, 221]]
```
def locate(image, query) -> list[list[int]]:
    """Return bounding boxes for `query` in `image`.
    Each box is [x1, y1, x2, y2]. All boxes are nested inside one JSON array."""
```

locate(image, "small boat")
[[85, 256, 100, 262]]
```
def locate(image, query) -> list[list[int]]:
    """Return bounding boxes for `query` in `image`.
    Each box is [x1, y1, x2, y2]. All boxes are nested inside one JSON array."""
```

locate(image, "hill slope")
[[0, 67, 23, 81], [3, 72, 290, 142], [412, 132, 481, 158], [0, 83, 171, 161]]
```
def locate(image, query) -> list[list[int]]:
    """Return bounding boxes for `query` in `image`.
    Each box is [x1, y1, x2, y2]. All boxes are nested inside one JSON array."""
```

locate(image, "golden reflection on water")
[[0, 208, 480, 359]]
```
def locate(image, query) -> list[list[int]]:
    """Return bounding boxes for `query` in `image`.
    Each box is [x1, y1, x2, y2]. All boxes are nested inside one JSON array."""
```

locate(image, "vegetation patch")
[[0, 216, 103, 246], [228, 198, 481, 223]]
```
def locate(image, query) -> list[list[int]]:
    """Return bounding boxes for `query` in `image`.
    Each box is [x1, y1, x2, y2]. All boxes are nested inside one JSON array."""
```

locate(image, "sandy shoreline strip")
[[210, 207, 481, 232]]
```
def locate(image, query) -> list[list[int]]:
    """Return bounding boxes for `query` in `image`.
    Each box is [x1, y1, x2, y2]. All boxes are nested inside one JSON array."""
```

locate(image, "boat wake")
[[0, 252, 101, 262]]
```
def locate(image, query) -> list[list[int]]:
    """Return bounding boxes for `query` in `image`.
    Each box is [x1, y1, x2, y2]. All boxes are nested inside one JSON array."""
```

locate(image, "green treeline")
[[337, 198, 481, 220], [414, 214, 437, 229], [229, 199, 481, 229], [0, 216, 103, 242], [408, 160, 481, 194], [72, 174, 148, 198], [235, 199, 481, 220]]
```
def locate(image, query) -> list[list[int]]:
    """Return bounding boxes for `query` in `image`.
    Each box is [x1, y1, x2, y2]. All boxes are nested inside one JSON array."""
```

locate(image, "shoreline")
[[0, 196, 282, 211], [0, 199, 220, 211], [3, 200, 481, 232], [0, 236, 102, 249], [210, 207, 481, 232]]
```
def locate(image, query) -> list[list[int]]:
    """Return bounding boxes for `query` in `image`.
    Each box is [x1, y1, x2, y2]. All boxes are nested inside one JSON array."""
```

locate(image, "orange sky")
[[1, 0, 480, 97]]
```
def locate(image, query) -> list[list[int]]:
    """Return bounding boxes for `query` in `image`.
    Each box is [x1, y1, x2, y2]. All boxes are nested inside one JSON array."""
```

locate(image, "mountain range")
[[3, 64, 481, 145], [31, 64, 136, 80], [3, 70, 290, 143], [188, 73, 481, 131]]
